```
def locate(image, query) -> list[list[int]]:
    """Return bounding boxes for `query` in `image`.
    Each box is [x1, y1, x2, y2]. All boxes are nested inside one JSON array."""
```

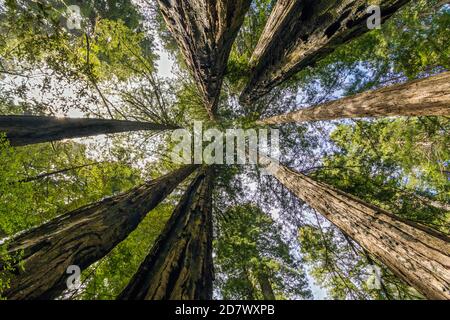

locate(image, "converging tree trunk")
[[158, 0, 252, 119], [0, 115, 178, 147], [240, 0, 411, 105], [257, 72, 450, 125], [262, 158, 450, 300], [118, 167, 214, 300], [0, 165, 198, 300]]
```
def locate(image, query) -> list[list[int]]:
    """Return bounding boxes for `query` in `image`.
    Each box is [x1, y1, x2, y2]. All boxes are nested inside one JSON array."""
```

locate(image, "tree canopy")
[[0, 0, 449, 300]]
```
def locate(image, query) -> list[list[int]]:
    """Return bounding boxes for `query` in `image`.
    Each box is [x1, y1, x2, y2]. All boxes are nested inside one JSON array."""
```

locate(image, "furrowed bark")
[[0, 115, 178, 147], [158, 0, 252, 119], [0, 165, 198, 300], [240, 0, 411, 105], [262, 158, 450, 300], [257, 72, 450, 125], [118, 167, 214, 300]]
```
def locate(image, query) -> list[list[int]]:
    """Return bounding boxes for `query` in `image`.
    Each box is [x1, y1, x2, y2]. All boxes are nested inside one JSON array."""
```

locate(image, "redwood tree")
[[1, 165, 198, 300], [240, 0, 411, 105], [262, 158, 450, 300], [118, 167, 214, 300], [257, 71, 450, 125], [158, 0, 252, 119], [0, 115, 178, 147]]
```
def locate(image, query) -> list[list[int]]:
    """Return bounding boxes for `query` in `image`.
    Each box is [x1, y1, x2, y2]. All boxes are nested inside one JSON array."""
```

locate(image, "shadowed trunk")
[[257, 272, 276, 300], [0, 115, 178, 146], [118, 167, 214, 300], [262, 157, 450, 300], [158, 0, 252, 119], [240, 0, 411, 105], [243, 266, 257, 300], [257, 72, 450, 125], [0, 165, 198, 300]]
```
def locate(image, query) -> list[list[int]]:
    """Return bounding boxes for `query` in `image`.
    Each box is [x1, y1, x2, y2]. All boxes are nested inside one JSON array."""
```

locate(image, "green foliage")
[[78, 0, 145, 30], [298, 225, 422, 300], [226, 0, 276, 91], [0, 245, 23, 299], [0, 139, 142, 237], [299, 116, 449, 299], [0, 0, 157, 83], [298, 225, 367, 300], [0, 136, 38, 235], [0, 0, 448, 301], [314, 117, 449, 231], [215, 204, 311, 300], [77, 19, 156, 81]]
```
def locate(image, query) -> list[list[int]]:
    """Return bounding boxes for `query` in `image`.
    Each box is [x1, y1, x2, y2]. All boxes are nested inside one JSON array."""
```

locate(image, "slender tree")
[[0, 165, 198, 300], [215, 204, 311, 300], [157, 0, 252, 119], [411, 194, 450, 212], [240, 0, 412, 105], [118, 167, 214, 300], [262, 157, 450, 300], [257, 72, 450, 125], [256, 269, 276, 300], [0, 116, 178, 147], [13, 162, 103, 184]]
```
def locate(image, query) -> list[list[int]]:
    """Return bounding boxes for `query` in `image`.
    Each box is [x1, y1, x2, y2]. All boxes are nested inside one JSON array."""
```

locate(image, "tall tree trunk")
[[118, 167, 214, 300], [0, 115, 178, 147], [262, 158, 450, 300], [256, 272, 276, 300], [0, 165, 198, 300], [158, 0, 252, 119], [240, 0, 411, 105], [257, 72, 450, 125]]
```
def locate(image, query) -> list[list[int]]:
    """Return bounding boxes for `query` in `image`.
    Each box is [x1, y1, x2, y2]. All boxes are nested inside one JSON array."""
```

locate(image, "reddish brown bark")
[[257, 72, 450, 124], [118, 167, 214, 300], [240, 0, 411, 105], [262, 158, 450, 300], [1, 165, 198, 300], [0, 115, 178, 147], [158, 0, 252, 119]]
